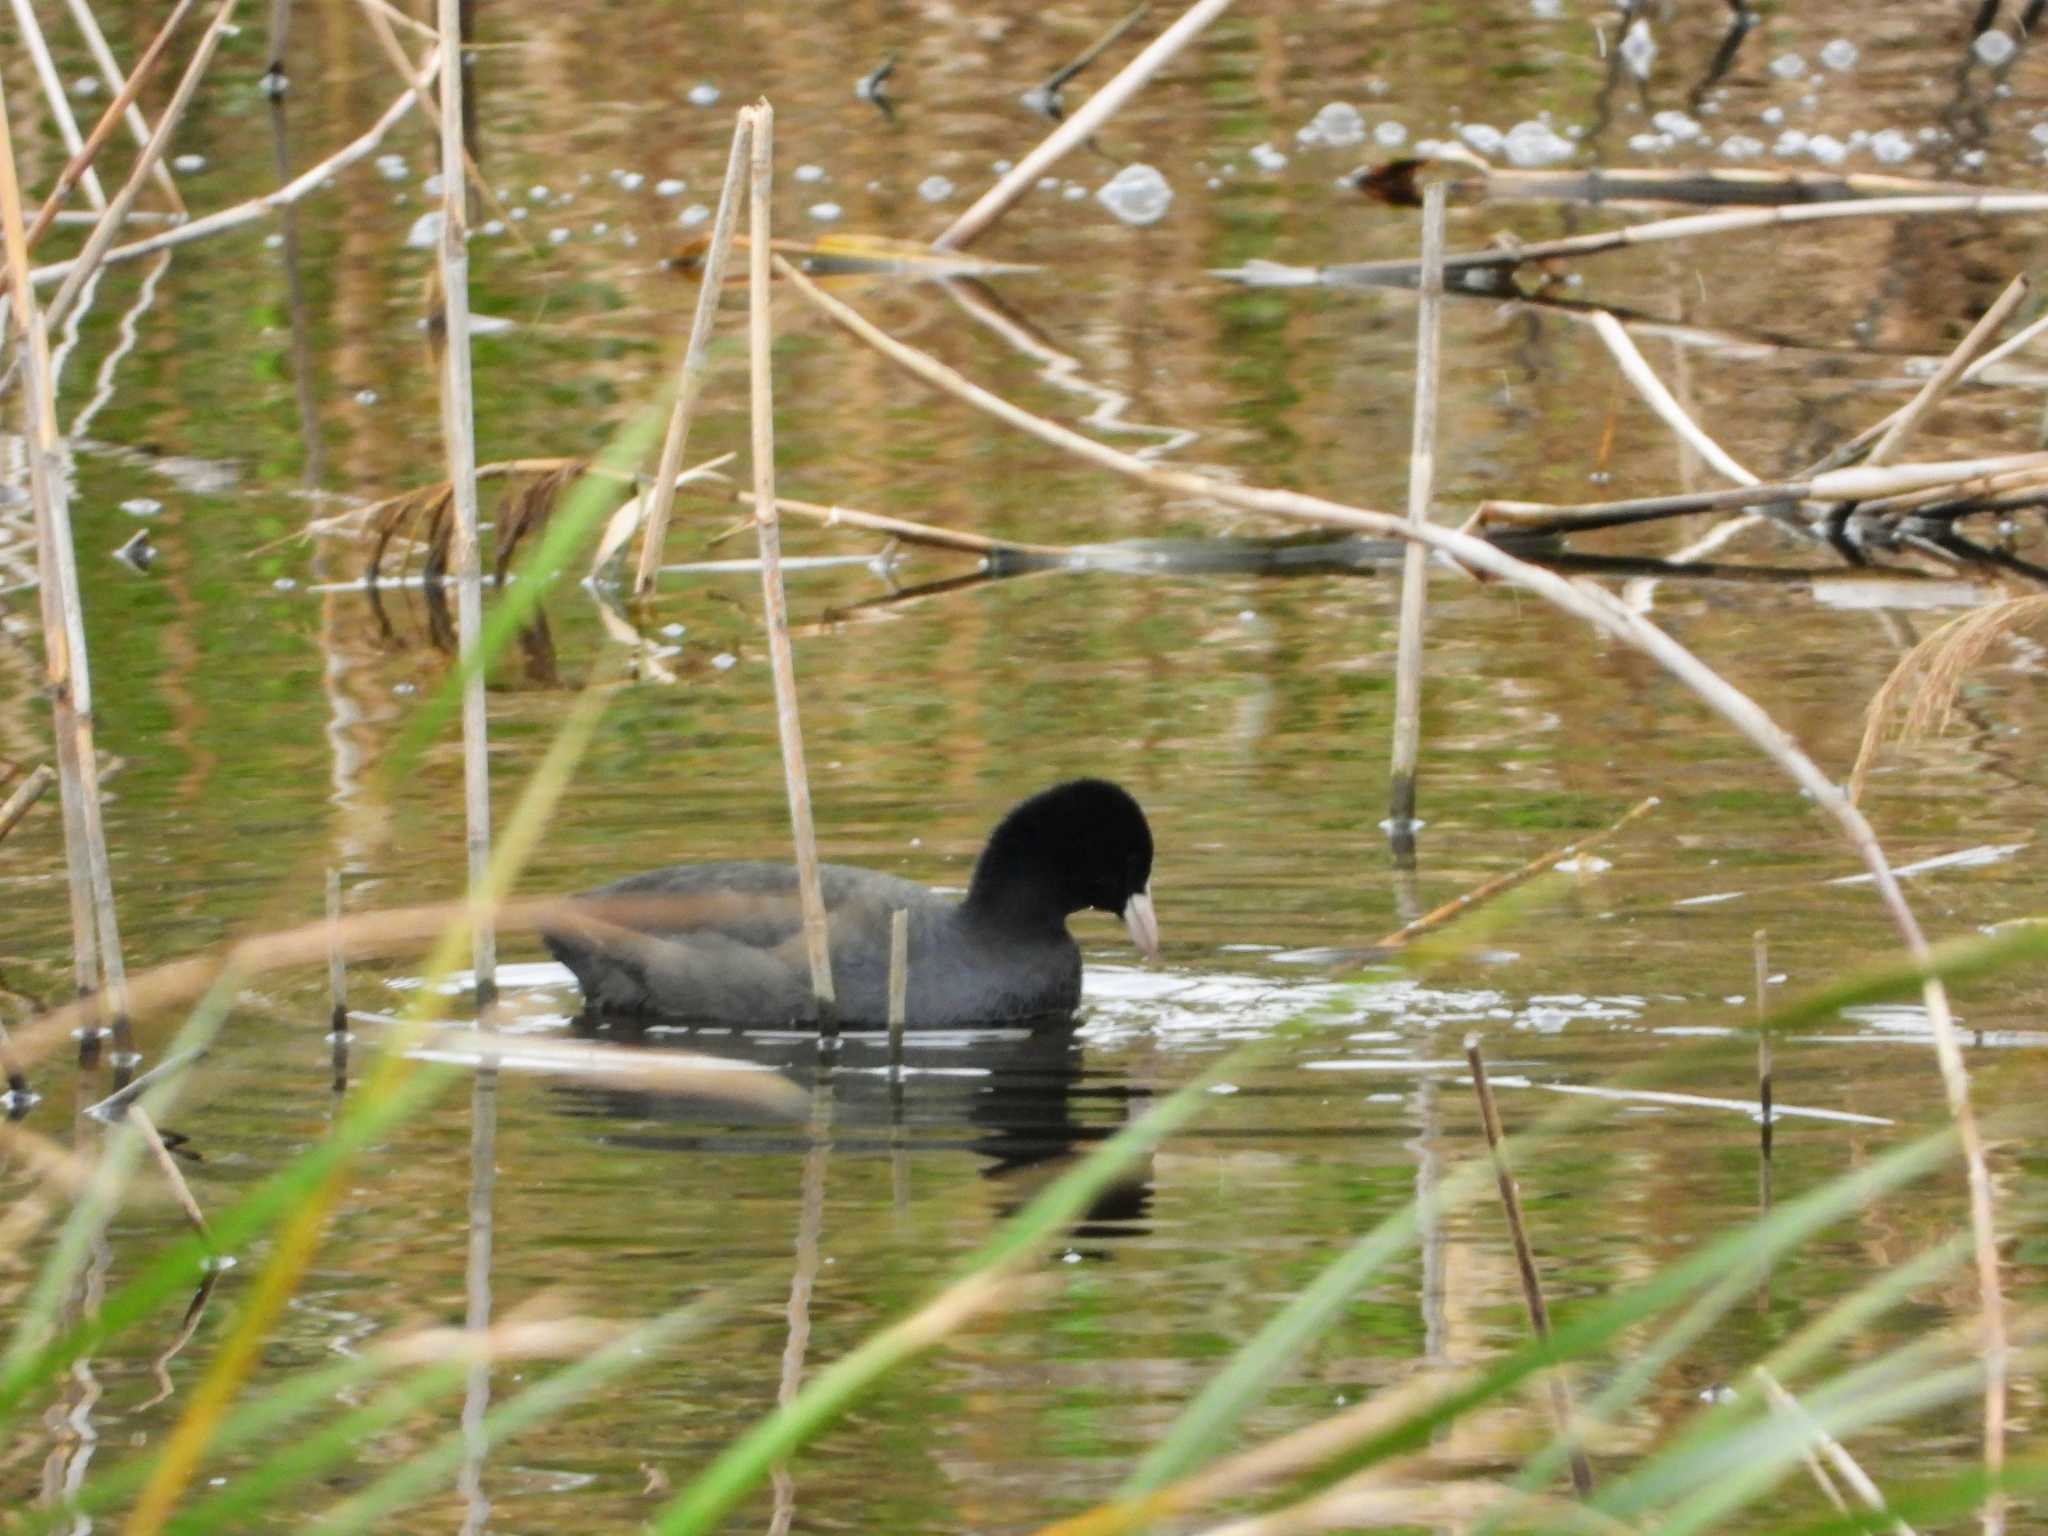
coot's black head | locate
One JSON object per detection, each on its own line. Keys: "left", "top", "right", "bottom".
{"left": 966, "top": 779, "right": 1159, "bottom": 959}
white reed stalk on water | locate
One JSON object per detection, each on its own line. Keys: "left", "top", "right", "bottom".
{"left": 1387, "top": 181, "right": 1446, "bottom": 833}
{"left": 6, "top": 0, "right": 111, "bottom": 212}
{"left": 129, "top": 1104, "right": 209, "bottom": 1239}
{"left": 734, "top": 491, "right": 1074, "bottom": 558}
{"left": 58, "top": 0, "right": 189, "bottom": 211}
{"left": 747, "top": 104, "right": 836, "bottom": 1026}
{"left": 888, "top": 908, "right": 909, "bottom": 1081}
{"left": 1864, "top": 274, "right": 2030, "bottom": 468}
{"left": 42, "top": 0, "right": 240, "bottom": 336}
{"left": 633, "top": 112, "right": 753, "bottom": 596}
{"left": 932, "top": 0, "right": 1236, "bottom": 250}
{"left": 776, "top": 260, "right": 2006, "bottom": 1502}
{"left": 1587, "top": 309, "right": 1757, "bottom": 487}
{"left": 435, "top": 0, "right": 494, "bottom": 1007}
{"left": 1756, "top": 1368, "right": 1917, "bottom": 1536}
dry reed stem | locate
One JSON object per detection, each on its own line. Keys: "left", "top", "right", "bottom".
{"left": 128, "top": 1104, "right": 209, "bottom": 1240}
{"left": 1587, "top": 309, "right": 1757, "bottom": 486}
{"left": 747, "top": 103, "right": 836, "bottom": 1025}
{"left": 1185, "top": 1476, "right": 1626, "bottom": 1536}
{"left": 774, "top": 256, "right": 2007, "bottom": 1500}
{"left": 1755, "top": 929, "right": 1773, "bottom": 1167}
{"left": 887, "top": 907, "right": 909, "bottom": 1078}
{"left": 0, "top": 0, "right": 196, "bottom": 304}
{"left": 326, "top": 867, "right": 346, "bottom": 1034}
{"left": 26, "top": 57, "right": 435, "bottom": 289}
{"left": 0, "top": 78, "right": 127, "bottom": 1031}
{"left": 43, "top": 0, "right": 240, "bottom": 336}
{"left": 735, "top": 491, "right": 1075, "bottom": 558}
{"left": 1466, "top": 1036, "right": 1594, "bottom": 1497}
{"left": 434, "top": 0, "right": 494, "bottom": 1005}
{"left": 633, "top": 113, "right": 753, "bottom": 595}
{"left": 1865, "top": 276, "right": 2031, "bottom": 468}
{"left": 1849, "top": 594, "right": 2048, "bottom": 805}
{"left": 0, "top": 762, "right": 53, "bottom": 843}
{"left": 6, "top": 0, "right": 111, "bottom": 213}
{"left": 933, "top": 0, "right": 1236, "bottom": 250}
{"left": 57, "top": 0, "right": 189, "bottom": 211}
{"left": 1371, "top": 796, "right": 1659, "bottom": 949}
{"left": 1756, "top": 1368, "right": 1916, "bottom": 1536}
{"left": 1387, "top": 181, "right": 1445, "bottom": 831}
{"left": 1323, "top": 192, "right": 2048, "bottom": 286}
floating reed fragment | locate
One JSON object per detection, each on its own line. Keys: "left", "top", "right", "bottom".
{"left": 1372, "top": 796, "right": 1659, "bottom": 950}
{"left": 1864, "top": 275, "right": 2030, "bottom": 469}
{"left": 129, "top": 1103, "right": 210, "bottom": 1241}
{"left": 1352, "top": 158, "right": 1992, "bottom": 211}
{"left": 1756, "top": 1367, "right": 1917, "bottom": 1536}
{"left": 746, "top": 103, "right": 836, "bottom": 1030}
{"left": 1387, "top": 181, "right": 1446, "bottom": 837}
{"left": 634, "top": 111, "right": 752, "bottom": 595}
{"left": 731, "top": 491, "right": 1075, "bottom": 560}
{"left": 0, "top": 762, "right": 53, "bottom": 844}
{"left": 1465, "top": 1035, "right": 1594, "bottom": 1497}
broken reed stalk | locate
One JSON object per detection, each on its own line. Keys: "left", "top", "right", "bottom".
{"left": 435, "top": 0, "right": 495, "bottom": 1008}
{"left": 1387, "top": 181, "right": 1446, "bottom": 836}
{"left": 1465, "top": 1035, "right": 1594, "bottom": 1497}
{"left": 1587, "top": 309, "right": 1757, "bottom": 487}
{"left": 1371, "top": 796, "right": 1659, "bottom": 949}
{"left": 776, "top": 260, "right": 2008, "bottom": 1501}
{"left": 0, "top": 0, "right": 195, "bottom": 303}
{"left": 1756, "top": 1368, "right": 1917, "bottom": 1536}
{"left": 0, "top": 762, "right": 54, "bottom": 844}
{"left": 887, "top": 908, "right": 908, "bottom": 1084}
{"left": 733, "top": 491, "right": 1075, "bottom": 559}
{"left": 128, "top": 1104, "right": 209, "bottom": 1241}
{"left": 632, "top": 113, "right": 752, "bottom": 596}
{"left": 43, "top": 0, "right": 240, "bottom": 337}
{"left": 0, "top": 79, "right": 129, "bottom": 1049}
{"left": 1864, "top": 274, "right": 2029, "bottom": 468}
{"left": 25, "top": 56, "right": 435, "bottom": 290}
{"left": 57, "top": 0, "right": 189, "bottom": 211}
{"left": 932, "top": 0, "right": 1236, "bottom": 250}
{"left": 747, "top": 104, "right": 836, "bottom": 1029}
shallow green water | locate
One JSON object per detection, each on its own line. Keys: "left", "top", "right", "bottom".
{"left": 4, "top": 1, "right": 2048, "bottom": 1529}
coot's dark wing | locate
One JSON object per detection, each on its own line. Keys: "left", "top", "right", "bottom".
{"left": 541, "top": 861, "right": 937, "bottom": 1022}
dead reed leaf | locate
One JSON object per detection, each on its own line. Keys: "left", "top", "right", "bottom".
{"left": 1850, "top": 595, "right": 2048, "bottom": 804}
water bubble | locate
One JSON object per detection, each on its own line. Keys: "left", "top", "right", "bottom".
{"left": 528, "top": 185, "right": 549, "bottom": 202}
{"left": 1619, "top": 18, "right": 1657, "bottom": 79}
{"left": 1961, "top": 146, "right": 1988, "bottom": 169}
{"left": 375, "top": 153, "right": 409, "bottom": 182}
{"left": 1062, "top": 183, "right": 1087, "bottom": 201}
{"left": 1807, "top": 132, "right": 1847, "bottom": 166}
{"left": 1627, "top": 131, "right": 1671, "bottom": 155}
{"left": 1037, "top": 176, "right": 1060, "bottom": 191}
{"left": 1769, "top": 52, "right": 1806, "bottom": 80}
{"left": 1373, "top": 119, "right": 1408, "bottom": 148}
{"left": 1505, "top": 120, "right": 1573, "bottom": 166}
{"left": 121, "top": 498, "right": 162, "bottom": 518}
{"left": 263, "top": 231, "right": 284, "bottom": 249}
{"left": 1718, "top": 134, "right": 1764, "bottom": 160}
{"left": 590, "top": 221, "right": 609, "bottom": 236}
{"left": 807, "top": 202, "right": 842, "bottom": 221}
{"left": 393, "top": 681, "right": 416, "bottom": 696}
{"left": 1760, "top": 105, "right": 1784, "bottom": 125}
{"left": 795, "top": 164, "right": 825, "bottom": 183}
{"left": 710, "top": 652, "right": 736, "bottom": 670}
{"left": 1095, "top": 163, "right": 1173, "bottom": 226}
{"left": 405, "top": 211, "right": 443, "bottom": 248}
{"left": 660, "top": 623, "right": 687, "bottom": 639}
{"left": 677, "top": 203, "right": 710, "bottom": 227}
{"left": 1974, "top": 30, "right": 2016, "bottom": 66}
{"left": 423, "top": 173, "right": 445, "bottom": 196}
{"left": 656, "top": 177, "right": 685, "bottom": 197}
{"left": 618, "top": 171, "right": 645, "bottom": 191}
{"left": 480, "top": 218, "right": 506, "bottom": 236}
{"left": 1305, "top": 102, "right": 1366, "bottom": 148}
{"left": 547, "top": 227, "right": 571, "bottom": 244}
{"left": 1871, "top": 128, "right": 1913, "bottom": 163}
{"left": 1249, "top": 142, "right": 1288, "bottom": 171}
{"left": 71, "top": 75, "right": 100, "bottom": 97}
{"left": 917, "top": 174, "right": 955, "bottom": 202}
{"left": 619, "top": 228, "right": 638, "bottom": 247}
{"left": 509, "top": 207, "right": 527, "bottom": 221}
{"left": 1529, "top": 0, "right": 1562, "bottom": 16}
{"left": 1651, "top": 109, "right": 1702, "bottom": 142}
{"left": 1771, "top": 128, "right": 1810, "bottom": 157}
{"left": 171, "top": 153, "right": 206, "bottom": 173}
{"left": 1457, "top": 122, "right": 1504, "bottom": 156}
{"left": 1820, "top": 38, "right": 1859, "bottom": 71}
{"left": 355, "top": 389, "right": 379, "bottom": 406}
{"left": 687, "top": 83, "right": 721, "bottom": 106}
{"left": 992, "top": 158, "right": 1013, "bottom": 173}
{"left": 2031, "top": 122, "right": 2048, "bottom": 147}
{"left": 272, "top": 577, "right": 297, "bottom": 592}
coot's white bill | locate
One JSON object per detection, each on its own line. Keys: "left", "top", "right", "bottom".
{"left": 1123, "top": 888, "right": 1160, "bottom": 961}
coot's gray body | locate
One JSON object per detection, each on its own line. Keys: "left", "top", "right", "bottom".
{"left": 540, "top": 780, "right": 1157, "bottom": 1028}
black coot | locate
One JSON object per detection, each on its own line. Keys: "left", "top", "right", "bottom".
{"left": 541, "top": 779, "right": 1158, "bottom": 1027}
